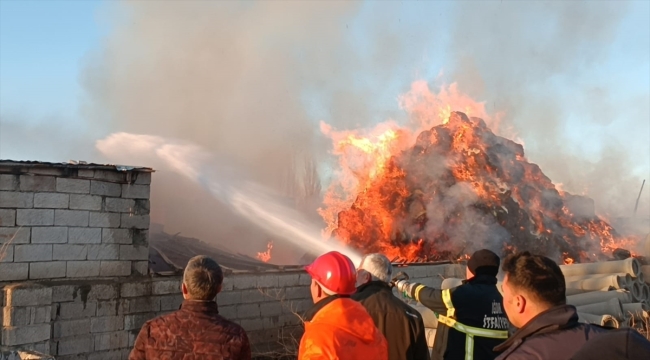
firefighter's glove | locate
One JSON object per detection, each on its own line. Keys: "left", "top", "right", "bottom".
{"left": 394, "top": 280, "right": 412, "bottom": 299}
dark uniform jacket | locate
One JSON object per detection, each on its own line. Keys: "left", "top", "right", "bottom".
{"left": 571, "top": 328, "right": 650, "bottom": 360}
{"left": 352, "top": 281, "right": 431, "bottom": 360}
{"left": 129, "top": 300, "right": 251, "bottom": 360}
{"left": 406, "top": 274, "right": 508, "bottom": 360}
{"left": 494, "top": 304, "right": 609, "bottom": 360}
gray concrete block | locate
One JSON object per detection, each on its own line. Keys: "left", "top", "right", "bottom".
{"left": 70, "top": 194, "right": 102, "bottom": 211}
{"left": 121, "top": 184, "right": 150, "bottom": 199}
{"left": 68, "top": 227, "right": 101, "bottom": 244}
{"left": 90, "top": 181, "right": 121, "bottom": 197}
{"left": 77, "top": 169, "right": 95, "bottom": 178}
{"left": 277, "top": 272, "right": 302, "bottom": 287}
{"left": 298, "top": 273, "right": 312, "bottom": 286}
{"left": 57, "top": 301, "right": 97, "bottom": 319}
{"left": 132, "top": 261, "right": 149, "bottom": 276}
{"left": 134, "top": 172, "right": 151, "bottom": 185}
{"left": 124, "top": 312, "right": 156, "bottom": 331}
{"left": 91, "top": 316, "right": 124, "bottom": 333}
{"left": 99, "top": 261, "right": 131, "bottom": 276}
{"left": 133, "top": 199, "right": 150, "bottom": 215}
{"left": 119, "top": 214, "right": 149, "bottom": 229}
{"left": 240, "top": 289, "right": 267, "bottom": 304}
{"left": 4, "top": 283, "right": 52, "bottom": 306}
{"left": 16, "top": 209, "right": 54, "bottom": 226}
{"left": 0, "top": 209, "right": 16, "bottom": 226}
{"left": 236, "top": 303, "right": 261, "bottom": 319}
{"left": 240, "top": 318, "right": 264, "bottom": 331}
{"left": 89, "top": 212, "right": 120, "bottom": 227}
{"left": 260, "top": 302, "right": 283, "bottom": 317}
{"left": 101, "top": 228, "right": 132, "bottom": 244}
{"left": 152, "top": 279, "right": 181, "bottom": 295}
{"left": 119, "top": 245, "right": 148, "bottom": 260}
{"left": 284, "top": 286, "right": 310, "bottom": 300}
{"left": 31, "top": 226, "right": 68, "bottom": 243}
{"left": 87, "top": 283, "right": 119, "bottom": 301}
{"left": 67, "top": 261, "right": 101, "bottom": 277}
{"left": 0, "top": 227, "right": 30, "bottom": 244}
{"left": 132, "top": 229, "right": 148, "bottom": 245}
{"left": 2, "top": 305, "right": 52, "bottom": 326}
{"left": 87, "top": 244, "right": 120, "bottom": 260}
{"left": 53, "top": 318, "right": 91, "bottom": 338}
{"left": 14, "top": 244, "right": 53, "bottom": 262}
{"left": 0, "top": 174, "right": 18, "bottom": 190}
{"left": 52, "top": 284, "right": 77, "bottom": 302}
{"left": 0, "top": 191, "right": 34, "bottom": 208}
{"left": 34, "top": 192, "right": 70, "bottom": 208}
{"left": 1, "top": 324, "right": 51, "bottom": 346}
{"left": 257, "top": 274, "right": 280, "bottom": 288}
{"left": 120, "top": 281, "right": 151, "bottom": 298}
{"left": 55, "top": 335, "right": 92, "bottom": 355}
{"left": 104, "top": 198, "right": 134, "bottom": 213}
{"left": 0, "top": 263, "right": 29, "bottom": 281}
{"left": 219, "top": 305, "right": 236, "bottom": 319}
{"left": 19, "top": 175, "right": 56, "bottom": 192}
{"left": 53, "top": 244, "right": 87, "bottom": 260}
{"left": 232, "top": 275, "right": 258, "bottom": 290}
{"left": 126, "top": 297, "right": 160, "bottom": 314}
{"left": 89, "top": 350, "right": 122, "bottom": 360}
{"left": 56, "top": 178, "right": 90, "bottom": 194}
{"left": 93, "top": 170, "right": 126, "bottom": 183}
{"left": 158, "top": 295, "right": 183, "bottom": 311}
{"left": 93, "top": 331, "right": 128, "bottom": 351}
{"left": 29, "top": 261, "right": 67, "bottom": 279}
{"left": 1, "top": 244, "right": 13, "bottom": 262}
{"left": 55, "top": 210, "right": 89, "bottom": 227}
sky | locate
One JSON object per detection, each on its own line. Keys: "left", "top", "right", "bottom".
{"left": 0, "top": 0, "right": 649, "bottom": 247}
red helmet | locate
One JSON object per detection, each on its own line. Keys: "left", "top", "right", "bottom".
{"left": 305, "top": 251, "right": 357, "bottom": 295}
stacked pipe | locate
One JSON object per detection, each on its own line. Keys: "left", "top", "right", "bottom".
{"left": 561, "top": 257, "right": 650, "bottom": 328}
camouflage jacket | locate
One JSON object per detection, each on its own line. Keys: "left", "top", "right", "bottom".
{"left": 129, "top": 300, "right": 251, "bottom": 360}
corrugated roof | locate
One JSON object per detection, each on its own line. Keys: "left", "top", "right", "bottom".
{"left": 0, "top": 159, "right": 153, "bottom": 172}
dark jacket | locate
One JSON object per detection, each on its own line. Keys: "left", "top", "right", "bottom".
{"left": 129, "top": 300, "right": 251, "bottom": 360}
{"left": 352, "top": 281, "right": 430, "bottom": 360}
{"left": 406, "top": 274, "right": 508, "bottom": 360}
{"left": 494, "top": 304, "right": 609, "bottom": 360}
{"left": 571, "top": 328, "right": 650, "bottom": 360}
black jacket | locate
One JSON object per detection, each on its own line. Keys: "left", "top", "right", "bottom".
{"left": 494, "top": 304, "right": 610, "bottom": 360}
{"left": 407, "top": 274, "right": 508, "bottom": 360}
{"left": 352, "top": 281, "right": 430, "bottom": 360}
{"left": 571, "top": 328, "right": 650, "bottom": 360}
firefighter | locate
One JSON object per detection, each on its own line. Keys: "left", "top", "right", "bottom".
{"left": 395, "top": 249, "right": 509, "bottom": 360}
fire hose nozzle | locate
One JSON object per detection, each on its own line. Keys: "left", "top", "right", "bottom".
{"left": 390, "top": 271, "right": 410, "bottom": 288}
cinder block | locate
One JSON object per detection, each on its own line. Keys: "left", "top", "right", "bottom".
{"left": 232, "top": 275, "right": 258, "bottom": 290}
{"left": 55, "top": 335, "right": 92, "bottom": 356}
{"left": 257, "top": 274, "right": 280, "bottom": 288}
{"left": 57, "top": 301, "right": 97, "bottom": 319}
{"left": 19, "top": 175, "right": 56, "bottom": 192}
{"left": 134, "top": 172, "right": 151, "bottom": 185}
{"left": 30, "top": 261, "right": 67, "bottom": 279}
{"left": 2, "top": 305, "right": 52, "bottom": 326}
{"left": 93, "top": 331, "right": 128, "bottom": 351}
{"left": 239, "top": 318, "right": 264, "bottom": 331}
{"left": 87, "top": 244, "right": 120, "bottom": 260}
{"left": 89, "top": 350, "right": 122, "bottom": 360}
{"left": 126, "top": 297, "right": 160, "bottom": 314}
{"left": 133, "top": 199, "right": 150, "bottom": 215}
{"left": 0, "top": 209, "right": 16, "bottom": 226}
{"left": 89, "top": 212, "right": 120, "bottom": 227}
{"left": 152, "top": 279, "right": 181, "bottom": 295}
{"left": 298, "top": 273, "right": 312, "bottom": 286}
{"left": 0, "top": 244, "right": 13, "bottom": 262}
{"left": 124, "top": 312, "right": 156, "bottom": 330}
{"left": 52, "top": 284, "right": 77, "bottom": 302}
{"left": 77, "top": 169, "right": 95, "bottom": 178}
{"left": 159, "top": 295, "right": 183, "bottom": 311}
{"left": 91, "top": 316, "right": 124, "bottom": 333}
{"left": 93, "top": 170, "right": 125, "bottom": 183}
{"left": 68, "top": 227, "right": 101, "bottom": 244}
{"left": 0, "top": 227, "right": 30, "bottom": 244}
{"left": 53, "top": 244, "right": 87, "bottom": 260}
{"left": 4, "top": 283, "right": 52, "bottom": 306}
{"left": 56, "top": 178, "right": 90, "bottom": 194}
{"left": 16, "top": 209, "right": 54, "bottom": 226}
{"left": 260, "top": 302, "right": 283, "bottom": 317}
{"left": 1, "top": 324, "right": 51, "bottom": 346}
{"left": 119, "top": 245, "right": 148, "bottom": 260}
{"left": 87, "top": 283, "right": 119, "bottom": 301}
{"left": 31, "top": 226, "right": 68, "bottom": 243}
{"left": 21, "top": 340, "right": 53, "bottom": 356}
{"left": 0, "top": 191, "right": 34, "bottom": 208}
{"left": 67, "top": 261, "right": 101, "bottom": 277}
{"left": 284, "top": 286, "right": 310, "bottom": 300}
{"left": 104, "top": 198, "right": 134, "bottom": 213}
{"left": 132, "top": 229, "right": 148, "bottom": 245}
{"left": 96, "top": 300, "right": 128, "bottom": 317}
{"left": 55, "top": 210, "right": 89, "bottom": 227}
{"left": 132, "top": 261, "right": 149, "bottom": 276}
{"left": 90, "top": 181, "right": 121, "bottom": 197}
{"left": 236, "top": 303, "right": 261, "bottom": 319}
{"left": 121, "top": 184, "right": 150, "bottom": 199}
{"left": 101, "top": 228, "right": 132, "bottom": 244}
{"left": 34, "top": 192, "right": 70, "bottom": 208}
{"left": 70, "top": 194, "right": 102, "bottom": 211}
{"left": 99, "top": 261, "right": 131, "bottom": 276}
{"left": 219, "top": 305, "right": 236, "bottom": 319}
{"left": 240, "top": 289, "right": 267, "bottom": 304}
{"left": 53, "top": 318, "right": 91, "bottom": 338}
{"left": 0, "top": 174, "right": 18, "bottom": 190}
{"left": 120, "top": 282, "right": 151, "bottom": 298}
{"left": 14, "top": 244, "right": 53, "bottom": 262}
{"left": 120, "top": 214, "right": 149, "bottom": 229}
{"left": 0, "top": 263, "right": 29, "bottom": 281}
{"left": 278, "top": 272, "right": 302, "bottom": 287}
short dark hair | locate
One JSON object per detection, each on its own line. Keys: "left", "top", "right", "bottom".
{"left": 502, "top": 251, "right": 566, "bottom": 306}
{"left": 183, "top": 255, "right": 224, "bottom": 301}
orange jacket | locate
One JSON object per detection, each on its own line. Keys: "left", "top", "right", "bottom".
{"left": 299, "top": 297, "right": 388, "bottom": 360}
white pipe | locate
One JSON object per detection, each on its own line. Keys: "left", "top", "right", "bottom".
{"left": 565, "top": 274, "right": 630, "bottom": 291}
{"left": 560, "top": 258, "right": 640, "bottom": 278}
{"left": 577, "top": 312, "right": 619, "bottom": 328}
{"left": 575, "top": 298, "right": 624, "bottom": 320}
{"left": 631, "top": 282, "right": 644, "bottom": 302}
{"left": 566, "top": 290, "right": 632, "bottom": 307}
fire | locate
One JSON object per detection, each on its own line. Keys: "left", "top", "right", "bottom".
{"left": 318, "top": 82, "right": 637, "bottom": 263}
{"left": 256, "top": 241, "right": 273, "bottom": 263}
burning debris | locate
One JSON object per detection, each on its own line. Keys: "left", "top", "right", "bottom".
{"left": 322, "top": 111, "right": 636, "bottom": 263}
{"left": 257, "top": 241, "right": 274, "bottom": 263}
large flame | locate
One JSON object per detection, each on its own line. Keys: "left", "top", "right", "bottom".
{"left": 256, "top": 241, "right": 273, "bottom": 263}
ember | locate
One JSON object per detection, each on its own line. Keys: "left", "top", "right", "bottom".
{"left": 320, "top": 110, "right": 636, "bottom": 263}
{"left": 257, "top": 241, "right": 273, "bottom": 263}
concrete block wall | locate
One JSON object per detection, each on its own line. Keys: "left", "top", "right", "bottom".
{"left": 0, "top": 164, "right": 152, "bottom": 281}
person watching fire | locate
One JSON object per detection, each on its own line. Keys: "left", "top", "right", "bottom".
{"left": 299, "top": 251, "right": 388, "bottom": 360}
{"left": 129, "top": 255, "right": 251, "bottom": 360}
{"left": 353, "top": 253, "right": 430, "bottom": 360}
{"left": 395, "top": 249, "right": 509, "bottom": 360}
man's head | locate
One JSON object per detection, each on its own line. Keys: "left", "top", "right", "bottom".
{"left": 466, "top": 249, "right": 500, "bottom": 279}
{"left": 501, "top": 251, "right": 566, "bottom": 328}
{"left": 182, "top": 255, "right": 224, "bottom": 301}
{"left": 356, "top": 253, "right": 393, "bottom": 287}
{"left": 305, "top": 251, "right": 357, "bottom": 303}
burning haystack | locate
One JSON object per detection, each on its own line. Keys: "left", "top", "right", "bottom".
{"left": 323, "top": 111, "right": 634, "bottom": 263}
